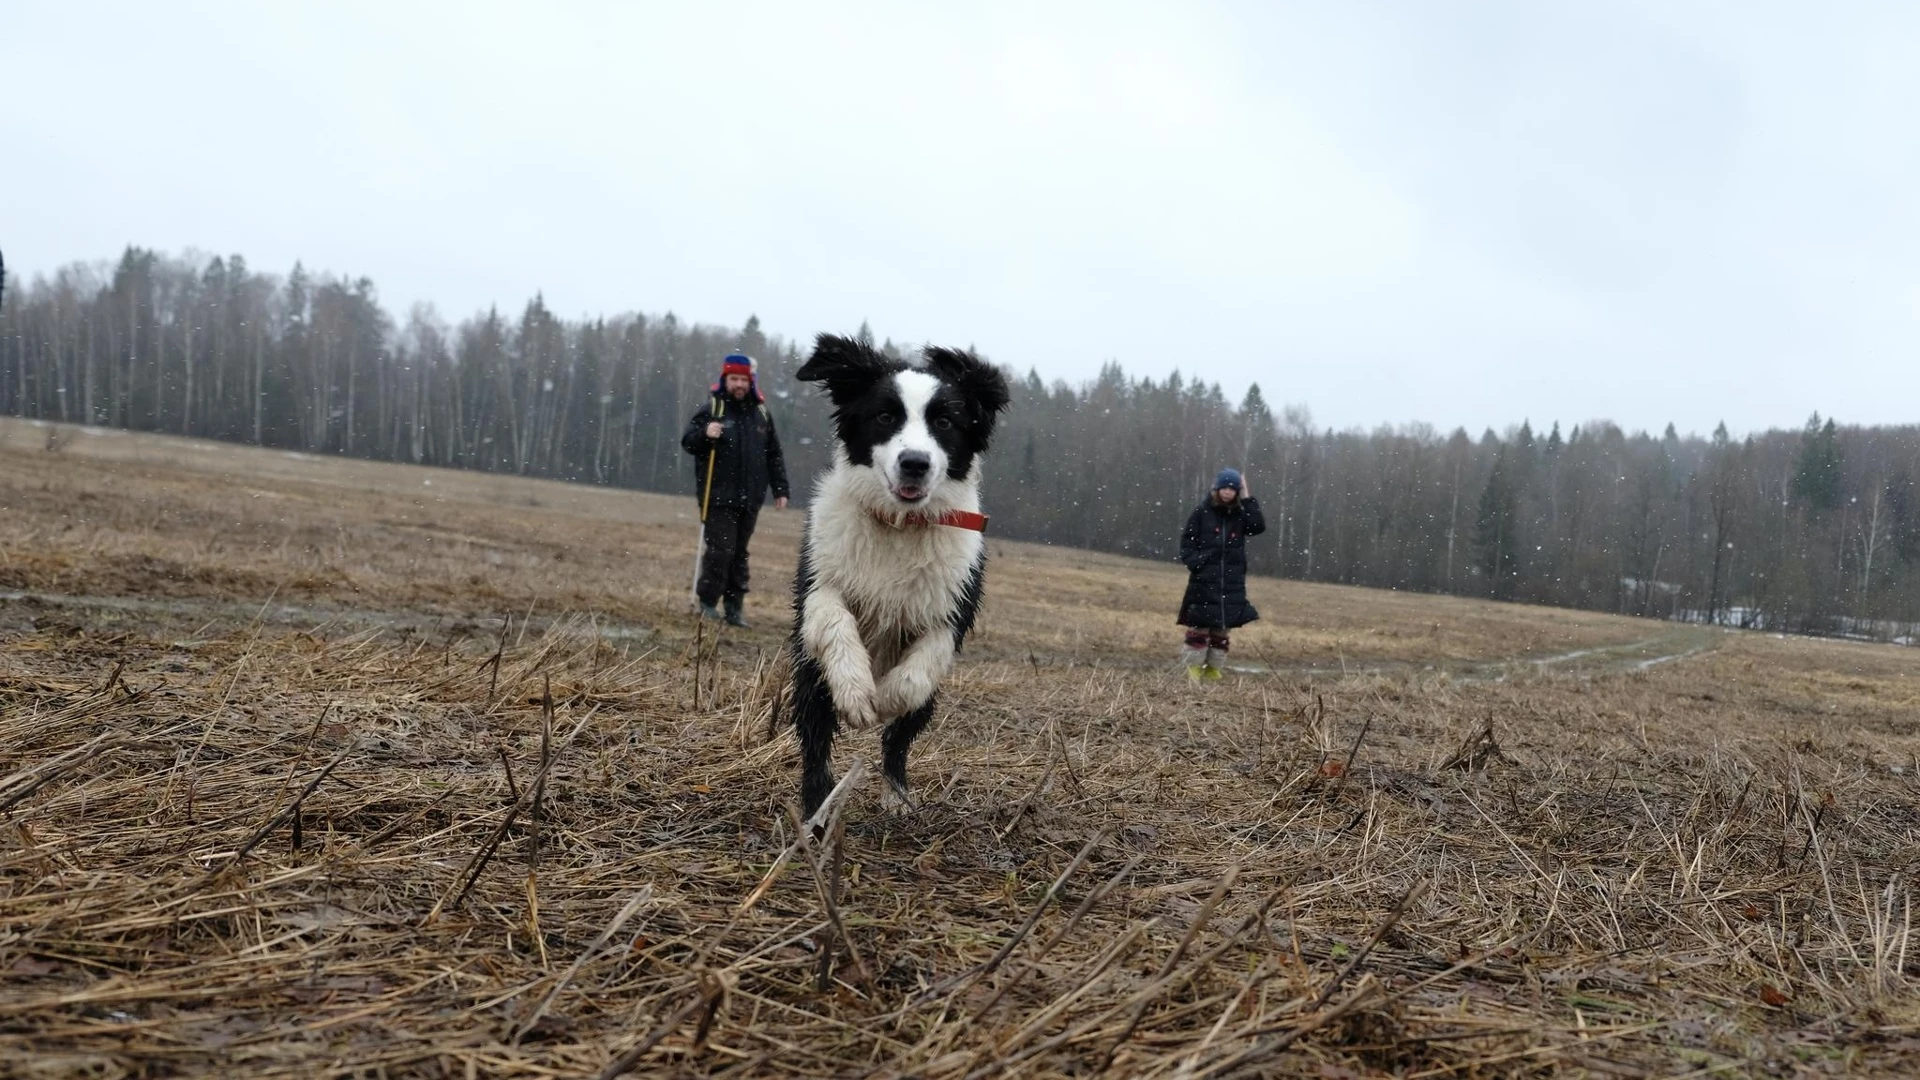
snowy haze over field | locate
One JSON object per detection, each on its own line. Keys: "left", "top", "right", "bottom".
{"left": 5, "top": 1, "right": 1918, "bottom": 437}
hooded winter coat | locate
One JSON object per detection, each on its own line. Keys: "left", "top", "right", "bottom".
{"left": 1177, "top": 494, "right": 1266, "bottom": 629}
{"left": 682, "top": 393, "right": 790, "bottom": 511}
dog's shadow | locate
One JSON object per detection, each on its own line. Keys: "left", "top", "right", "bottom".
{"left": 834, "top": 795, "right": 1045, "bottom": 882}
{"left": 843, "top": 797, "right": 972, "bottom": 842}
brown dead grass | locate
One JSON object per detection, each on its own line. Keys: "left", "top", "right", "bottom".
{"left": 0, "top": 419, "right": 1658, "bottom": 670}
{"left": 2, "top": 418, "right": 1918, "bottom": 1078}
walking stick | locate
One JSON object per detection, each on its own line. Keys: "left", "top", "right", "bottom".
{"left": 690, "top": 396, "right": 725, "bottom": 610}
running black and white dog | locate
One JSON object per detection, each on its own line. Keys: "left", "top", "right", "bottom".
{"left": 788, "top": 334, "right": 1012, "bottom": 819}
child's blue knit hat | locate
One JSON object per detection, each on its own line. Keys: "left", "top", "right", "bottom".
{"left": 1214, "top": 468, "right": 1243, "bottom": 492}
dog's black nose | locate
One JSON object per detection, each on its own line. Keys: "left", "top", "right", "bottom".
{"left": 898, "top": 451, "right": 931, "bottom": 478}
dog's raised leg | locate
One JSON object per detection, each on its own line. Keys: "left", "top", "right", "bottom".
{"left": 871, "top": 630, "right": 954, "bottom": 723}
{"left": 880, "top": 696, "right": 937, "bottom": 814}
{"left": 800, "top": 582, "right": 877, "bottom": 730}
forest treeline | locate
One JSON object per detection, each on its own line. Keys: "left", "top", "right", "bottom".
{"left": 3, "top": 247, "right": 1917, "bottom": 642}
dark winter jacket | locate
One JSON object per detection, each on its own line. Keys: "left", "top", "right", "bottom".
{"left": 682, "top": 394, "right": 790, "bottom": 512}
{"left": 1177, "top": 496, "right": 1266, "bottom": 629}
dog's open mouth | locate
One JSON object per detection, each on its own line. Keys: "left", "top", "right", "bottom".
{"left": 891, "top": 483, "right": 928, "bottom": 503}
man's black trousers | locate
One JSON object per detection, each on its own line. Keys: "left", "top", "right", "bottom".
{"left": 696, "top": 505, "right": 760, "bottom": 608}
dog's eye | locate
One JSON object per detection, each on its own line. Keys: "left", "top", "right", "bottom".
{"left": 934, "top": 416, "right": 953, "bottom": 431}
{"left": 877, "top": 412, "right": 897, "bottom": 426}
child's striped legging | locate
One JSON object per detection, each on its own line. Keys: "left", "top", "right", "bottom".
{"left": 1181, "top": 627, "right": 1229, "bottom": 670}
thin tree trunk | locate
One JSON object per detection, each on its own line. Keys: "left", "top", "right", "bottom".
{"left": 251, "top": 319, "right": 265, "bottom": 445}
{"left": 345, "top": 340, "right": 357, "bottom": 455}
{"left": 181, "top": 305, "right": 195, "bottom": 435}
{"left": 82, "top": 307, "right": 96, "bottom": 423}
{"left": 1446, "top": 457, "right": 1461, "bottom": 591}
{"left": 1860, "top": 485, "right": 1883, "bottom": 610}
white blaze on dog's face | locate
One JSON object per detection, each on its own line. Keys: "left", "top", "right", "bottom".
{"left": 873, "top": 371, "right": 947, "bottom": 505}
{"left": 797, "top": 336, "right": 1012, "bottom": 511}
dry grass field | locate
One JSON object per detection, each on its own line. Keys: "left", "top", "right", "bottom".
{"left": 2, "top": 417, "right": 1917, "bottom": 1078}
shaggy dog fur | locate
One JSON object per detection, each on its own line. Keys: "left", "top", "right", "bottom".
{"left": 786, "top": 334, "right": 1012, "bottom": 818}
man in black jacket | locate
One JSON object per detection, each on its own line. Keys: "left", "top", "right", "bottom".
{"left": 683, "top": 353, "right": 790, "bottom": 627}
{"left": 1177, "top": 468, "right": 1265, "bottom": 679}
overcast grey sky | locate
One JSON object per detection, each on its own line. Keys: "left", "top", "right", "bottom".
{"left": 5, "top": 1, "right": 1916, "bottom": 437}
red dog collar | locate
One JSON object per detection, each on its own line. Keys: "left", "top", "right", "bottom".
{"left": 935, "top": 509, "right": 989, "bottom": 532}
{"left": 870, "top": 508, "right": 990, "bottom": 532}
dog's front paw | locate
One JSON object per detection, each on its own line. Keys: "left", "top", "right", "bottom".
{"left": 831, "top": 677, "right": 880, "bottom": 732}
{"left": 872, "top": 667, "right": 934, "bottom": 721}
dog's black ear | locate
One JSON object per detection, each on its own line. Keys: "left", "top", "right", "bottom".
{"left": 923, "top": 346, "right": 1012, "bottom": 420}
{"left": 798, "top": 333, "right": 902, "bottom": 393}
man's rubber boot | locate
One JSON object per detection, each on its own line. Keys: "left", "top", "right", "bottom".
{"left": 724, "top": 598, "right": 750, "bottom": 629}
{"left": 698, "top": 601, "right": 724, "bottom": 622}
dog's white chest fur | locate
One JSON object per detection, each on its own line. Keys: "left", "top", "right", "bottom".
{"left": 804, "top": 468, "right": 981, "bottom": 673}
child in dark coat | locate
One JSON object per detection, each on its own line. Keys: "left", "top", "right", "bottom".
{"left": 1177, "top": 468, "right": 1265, "bottom": 679}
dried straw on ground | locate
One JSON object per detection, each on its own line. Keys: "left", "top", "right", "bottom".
{"left": 2, "top": 423, "right": 1919, "bottom": 1077}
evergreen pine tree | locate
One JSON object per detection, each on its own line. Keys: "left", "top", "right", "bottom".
{"left": 1791, "top": 413, "right": 1843, "bottom": 511}
{"left": 1475, "top": 446, "right": 1520, "bottom": 599}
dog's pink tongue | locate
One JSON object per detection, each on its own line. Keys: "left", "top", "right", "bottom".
{"left": 897, "top": 485, "right": 925, "bottom": 501}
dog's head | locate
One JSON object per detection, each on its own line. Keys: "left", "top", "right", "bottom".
{"left": 798, "top": 334, "right": 1012, "bottom": 510}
